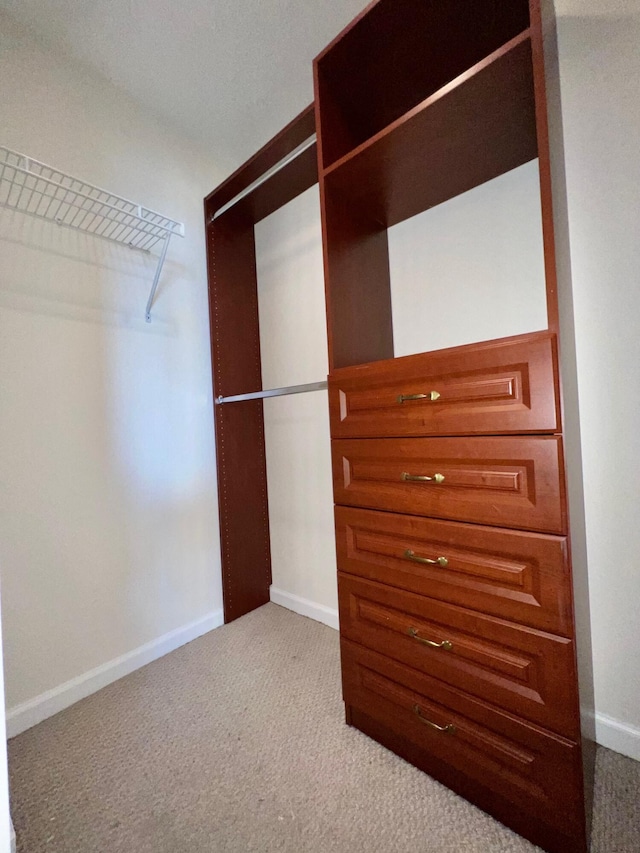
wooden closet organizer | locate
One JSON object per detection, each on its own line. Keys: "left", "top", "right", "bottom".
{"left": 205, "top": 2, "right": 594, "bottom": 851}
{"left": 204, "top": 105, "right": 318, "bottom": 623}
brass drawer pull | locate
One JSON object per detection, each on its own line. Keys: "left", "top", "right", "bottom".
{"left": 408, "top": 627, "right": 453, "bottom": 650}
{"left": 404, "top": 549, "right": 448, "bottom": 567}
{"left": 397, "top": 391, "right": 440, "bottom": 403}
{"left": 413, "top": 704, "right": 456, "bottom": 733}
{"left": 401, "top": 472, "right": 445, "bottom": 484}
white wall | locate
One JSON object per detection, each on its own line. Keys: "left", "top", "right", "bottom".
{"left": 553, "top": 0, "right": 640, "bottom": 759}
{"left": 255, "top": 186, "right": 338, "bottom": 626}
{"left": 0, "top": 12, "right": 223, "bottom": 734}
{"left": 388, "top": 160, "right": 548, "bottom": 355}
{"left": 0, "top": 592, "right": 11, "bottom": 853}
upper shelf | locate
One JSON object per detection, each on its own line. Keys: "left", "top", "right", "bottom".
{"left": 314, "top": 0, "right": 531, "bottom": 169}
{"left": 322, "top": 31, "right": 538, "bottom": 228}
{"left": 0, "top": 146, "right": 184, "bottom": 321}
{"left": 0, "top": 146, "right": 184, "bottom": 249}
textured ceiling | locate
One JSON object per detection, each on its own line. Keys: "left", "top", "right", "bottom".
{"left": 0, "top": 0, "right": 369, "bottom": 174}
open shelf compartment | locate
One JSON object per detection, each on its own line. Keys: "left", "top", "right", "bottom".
{"left": 314, "top": 0, "right": 531, "bottom": 169}
{"left": 315, "top": 2, "right": 542, "bottom": 372}
{"left": 323, "top": 31, "right": 537, "bottom": 227}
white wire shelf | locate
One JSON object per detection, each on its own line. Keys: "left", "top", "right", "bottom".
{"left": 0, "top": 145, "right": 185, "bottom": 321}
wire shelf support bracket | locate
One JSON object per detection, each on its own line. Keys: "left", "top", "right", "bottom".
{"left": 0, "top": 146, "right": 184, "bottom": 322}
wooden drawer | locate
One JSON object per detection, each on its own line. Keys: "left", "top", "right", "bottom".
{"left": 339, "top": 573, "right": 580, "bottom": 738}
{"left": 335, "top": 507, "right": 573, "bottom": 636}
{"left": 341, "top": 639, "right": 584, "bottom": 835}
{"left": 329, "top": 332, "right": 560, "bottom": 439}
{"left": 332, "top": 435, "right": 566, "bottom": 534}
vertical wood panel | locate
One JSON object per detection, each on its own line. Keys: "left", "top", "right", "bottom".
{"left": 204, "top": 105, "right": 318, "bottom": 624}
{"left": 215, "top": 402, "right": 272, "bottom": 622}
{"left": 530, "top": 0, "right": 596, "bottom": 828}
{"left": 529, "top": 0, "right": 560, "bottom": 336}
{"left": 207, "top": 208, "right": 272, "bottom": 622}
{"left": 320, "top": 184, "right": 394, "bottom": 371}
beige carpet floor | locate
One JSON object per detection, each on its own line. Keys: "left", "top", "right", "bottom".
{"left": 8, "top": 603, "right": 640, "bottom": 852}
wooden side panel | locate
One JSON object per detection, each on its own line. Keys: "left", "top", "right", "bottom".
{"left": 530, "top": 0, "right": 595, "bottom": 834}
{"left": 207, "top": 208, "right": 271, "bottom": 622}
{"left": 208, "top": 208, "right": 262, "bottom": 397}
{"left": 335, "top": 506, "right": 572, "bottom": 635}
{"left": 320, "top": 183, "right": 394, "bottom": 371}
{"left": 215, "top": 401, "right": 272, "bottom": 622}
{"left": 339, "top": 574, "right": 580, "bottom": 738}
{"left": 204, "top": 107, "right": 319, "bottom": 624}
{"left": 341, "top": 640, "right": 585, "bottom": 837}
{"left": 329, "top": 331, "right": 560, "bottom": 438}
{"left": 529, "top": 0, "right": 561, "bottom": 335}
{"left": 332, "top": 436, "right": 566, "bottom": 534}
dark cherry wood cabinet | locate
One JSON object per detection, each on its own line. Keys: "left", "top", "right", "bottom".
{"left": 313, "top": 2, "right": 593, "bottom": 852}
{"left": 204, "top": 2, "right": 592, "bottom": 851}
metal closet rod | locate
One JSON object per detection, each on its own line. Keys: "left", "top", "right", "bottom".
{"left": 216, "top": 380, "right": 327, "bottom": 405}
{"left": 210, "top": 134, "right": 317, "bottom": 221}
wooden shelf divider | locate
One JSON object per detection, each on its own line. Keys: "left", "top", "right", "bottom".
{"left": 323, "top": 31, "right": 537, "bottom": 228}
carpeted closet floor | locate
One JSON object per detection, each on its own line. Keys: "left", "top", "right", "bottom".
{"left": 8, "top": 603, "right": 640, "bottom": 852}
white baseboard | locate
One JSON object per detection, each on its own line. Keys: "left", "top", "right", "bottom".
{"left": 6, "top": 609, "right": 224, "bottom": 739}
{"left": 590, "top": 711, "right": 640, "bottom": 762}
{"left": 270, "top": 586, "right": 339, "bottom": 631}
{"left": 10, "top": 818, "right": 15, "bottom": 853}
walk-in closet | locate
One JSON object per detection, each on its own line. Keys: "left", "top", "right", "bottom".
{"left": 1, "top": 2, "right": 640, "bottom": 852}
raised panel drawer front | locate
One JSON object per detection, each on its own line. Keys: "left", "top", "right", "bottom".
{"left": 329, "top": 332, "right": 560, "bottom": 438}
{"left": 341, "top": 640, "right": 584, "bottom": 834}
{"left": 332, "top": 436, "right": 566, "bottom": 534}
{"left": 339, "top": 573, "right": 580, "bottom": 738}
{"left": 334, "top": 507, "right": 573, "bottom": 636}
